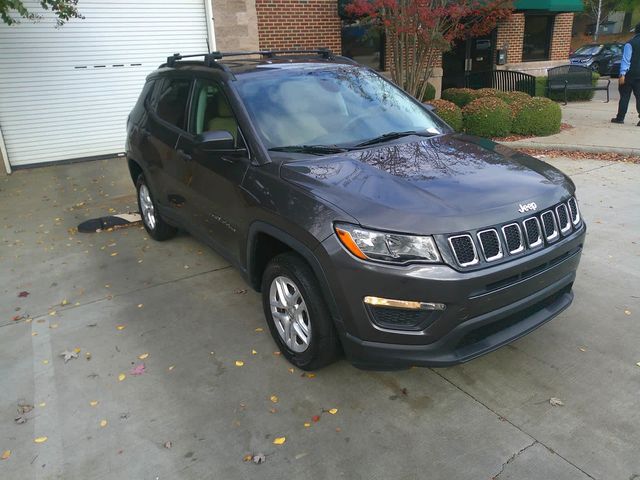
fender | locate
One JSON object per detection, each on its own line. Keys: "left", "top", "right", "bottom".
{"left": 247, "top": 221, "right": 343, "bottom": 327}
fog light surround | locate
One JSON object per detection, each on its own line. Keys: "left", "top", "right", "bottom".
{"left": 364, "top": 296, "right": 446, "bottom": 311}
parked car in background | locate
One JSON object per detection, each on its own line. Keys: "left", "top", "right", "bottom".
{"left": 126, "top": 50, "right": 586, "bottom": 370}
{"left": 569, "top": 43, "right": 623, "bottom": 75}
{"left": 608, "top": 57, "right": 622, "bottom": 78}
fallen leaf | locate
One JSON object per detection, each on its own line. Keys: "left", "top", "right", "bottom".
{"left": 85, "top": 352, "right": 92, "bottom": 360}
{"left": 42, "top": 360, "right": 49, "bottom": 365}
{"left": 624, "top": 309, "right": 631, "bottom": 316}
{"left": 90, "top": 400, "right": 99, "bottom": 407}
{"left": 328, "top": 408, "right": 338, "bottom": 415}
{"left": 130, "top": 364, "right": 146, "bottom": 375}
{"left": 18, "top": 291, "right": 29, "bottom": 298}
{"left": 304, "top": 422, "right": 311, "bottom": 428}
{"left": 235, "top": 360, "right": 244, "bottom": 367}
{"left": 273, "top": 351, "right": 281, "bottom": 356}
{"left": 1, "top": 450, "right": 10, "bottom": 460}
{"left": 118, "top": 373, "right": 126, "bottom": 382}
{"left": 168, "top": 365, "right": 175, "bottom": 371}
{"left": 110, "top": 252, "right": 118, "bottom": 257}
{"left": 18, "top": 403, "right": 33, "bottom": 414}
{"left": 73, "top": 347, "right": 81, "bottom": 354}
{"left": 302, "top": 372, "right": 316, "bottom": 378}
{"left": 312, "top": 415, "right": 320, "bottom": 423}
{"left": 100, "top": 419, "right": 108, "bottom": 427}
{"left": 38, "top": 402, "right": 46, "bottom": 407}
{"left": 49, "top": 311, "right": 56, "bottom": 316}
{"left": 34, "top": 436, "right": 48, "bottom": 444}
{"left": 252, "top": 453, "right": 266, "bottom": 464}
{"left": 234, "top": 288, "right": 247, "bottom": 295}
{"left": 578, "top": 346, "right": 587, "bottom": 352}
{"left": 549, "top": 397, "right": 564, "bottom": 407}
{"left": 243, "top": 454, "right": 252, "bottom": 462}
{"left": 272, "top": 437, "right": 286, "bottom": 445}
{"left": 636, "top": 362, "right": 640, "bottom": 367}
{"left": 251, "top": 349, "right": 257, "bottom": 355}
{"left": 12, "top": 314, "right": 24, "bottom": 322}
{"left": 49, "top": 323, "right": 58, "bottom": 329}
{"left": 269, "top": 408, "right": 277, "bottom": 414}
{"left": 288, "top": 368, "right": 294, "bottom": 374}
{"left": 335, "top": 427, "right": 342, "bottom": 433}
{"left": 137, "top": 304, "right": 144, "bottom": 309}
{"left": 270, "top": 395, "right": 279, "bottom": 403}
{"left": 255, "top": 327, "right": 263, "bottom": 332}
{"left": 138, "top": 353, "right": 149, "bottom": 360}
{"left": 14, "top": 415, "right": 27, "bottom": 424}
{"left": 61, "top": 299, "right": 68, "bottom": 306}
{"left": 59, "top": 350, "right": 79, "bottom": 363}
{"left": 116, "top": 325, "right": 126, "bottom": 331}
{"left": 163, "top": 441, "right": 172, "bottom": 449}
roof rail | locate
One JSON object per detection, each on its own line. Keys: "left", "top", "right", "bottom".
{"left": 164, "top": 48, "right": 334, "bottom": 68}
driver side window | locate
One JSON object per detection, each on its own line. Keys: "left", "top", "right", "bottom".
{"left": 190, "top": 80, "right": 238, "bottom": 146}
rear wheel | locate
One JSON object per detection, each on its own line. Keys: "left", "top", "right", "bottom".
{"left": 261, "top": 252, "right": 340, "bottom": 370}
{"left": 136, "top": 174, "right": 176, "bottom": 241}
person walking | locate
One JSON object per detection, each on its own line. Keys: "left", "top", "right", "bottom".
{"left": 611, "top": 23, "right": 640, "bottom": 126}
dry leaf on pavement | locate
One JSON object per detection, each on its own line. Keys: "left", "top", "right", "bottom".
{"left": 18, "top": 291, "right": 30, "bottom": 298}
{"left": 138, "top": 353, "right": 149, "bottom": 360}
{"left": 118, "top": 373, "right": 126, "bottom": 382}
{"left": 549, "top": 397, "right": 564, "bottom": 407}
{"left": 235, "top": 360, "right": 244, "bottom": 367}
{"left": 328, "top": 408, "right": 338, "bottom": 415}
{"left": 272, "top": 437, "right": 286, "bottom": 445}
{"left": 163, "top": 441, "right": 172, "bottom": 449}
{"left": 59, "top": 350, "right": 79, "bottom": 363}
{"left": 34, "top": 436, "right": 48, "bottom": 444}
{"left": 270, "top": 395, "right": 278, "bottom": 403}
{"left": 130, "top": 364, "right": 146, "bottom": 375}
{"left": 252, "top": 453, "right": 266, "bottom": 464}
{"left": 1, "top": 450, "right": 10, "bottom": 460}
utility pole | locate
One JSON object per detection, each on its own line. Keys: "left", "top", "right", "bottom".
{"left": 594, "top": 0, "right": 603, "bottom": 41}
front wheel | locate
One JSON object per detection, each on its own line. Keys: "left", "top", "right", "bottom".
{"left": 136, "top": 173, "right": 176, "bottom": 241}
{"left": 261, "top": 253, "right": 340, "bottom": 370}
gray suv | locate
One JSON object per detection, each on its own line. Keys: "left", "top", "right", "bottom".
{"left": 125, "top": 50, "right": 586, "bottom": 370}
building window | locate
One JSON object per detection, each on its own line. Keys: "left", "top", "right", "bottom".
{"left": 341, "top": 21, "right": 385, "bottom": 71}
{"left": 522, "top": 15, "right": 554, "bottom": 62}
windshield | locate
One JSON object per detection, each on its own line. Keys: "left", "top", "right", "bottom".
{"left": 235, "top": 65, "right": 446, "bottom": 150}
{"left": 574, "top": 45, "right": 602, "bottom": 55}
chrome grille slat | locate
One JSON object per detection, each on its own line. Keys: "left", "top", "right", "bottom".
{"left": 567, "top": 197, "right": 580, "bottom": 225}
{"left": 555, "top": 204, "right": 571, "bottom": 234}
{"left": 502, "top": 223, "right": 524, "bottom": 254}
{"left": 523, "top": 217, "right": 542, "bottom": 248}
{"left": 448, "top": 234, "right": 479, "bottom": 267}
{"left": 477, "top": 229, "right": 503, "bottom": 261}
{"left": 541, "top": 211, "right": 558, "bottom": 241}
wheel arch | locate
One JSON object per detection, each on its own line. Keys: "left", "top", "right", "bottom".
{"left": 247, "top": 222, "right": 342, "bottom": 325}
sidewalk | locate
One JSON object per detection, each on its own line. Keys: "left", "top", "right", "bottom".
{"left": 500, "top": 86, "right": 640, "bottom": 156}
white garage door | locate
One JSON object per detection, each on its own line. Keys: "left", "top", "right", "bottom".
{"left": 0, "top": 0, "right": 212, "bottom": 167}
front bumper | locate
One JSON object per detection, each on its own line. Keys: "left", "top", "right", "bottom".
{"left": 316, "top": 225, "right": 586, "bottom": 369}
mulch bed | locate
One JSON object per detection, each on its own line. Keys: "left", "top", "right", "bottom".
{"left": 515, "top": 148, "right": 640, "bottom": 164}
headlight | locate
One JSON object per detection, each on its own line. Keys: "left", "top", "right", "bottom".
{"left": 334, "top": 223, "right": 441, "bottom": 264}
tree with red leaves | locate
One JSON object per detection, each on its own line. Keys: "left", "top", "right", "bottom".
{"left": 345, "top": 0, "right": 513, "bottom": 100}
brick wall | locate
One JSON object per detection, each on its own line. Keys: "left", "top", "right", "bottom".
{"left": 255, "top": 0, "right": 341, "bottom": 53}
{"left": 550, "top": 13, "right": 574, "bottom": 61}
{"left": 496, "top": 13, "right": 525, "bottom": 64}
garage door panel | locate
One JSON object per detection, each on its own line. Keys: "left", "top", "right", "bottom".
{"left": 0, "top": 0, "right": 210, "bottom": 166}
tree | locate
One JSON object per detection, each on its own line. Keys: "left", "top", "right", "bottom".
{"left": 345, "top": 0, "right": 513, "bottom": 100}
{"left": 1, "top": 0, "right": 82, "bottom": 27}
{"left": 583, "top": 0, "right": 640, "bottom": 40}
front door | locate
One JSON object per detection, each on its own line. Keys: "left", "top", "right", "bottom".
{"left": 442, "top": 33, "right": 495, "bottom": 90}
{"left": 180, "top": 78, "right": 251, "bottom": 264}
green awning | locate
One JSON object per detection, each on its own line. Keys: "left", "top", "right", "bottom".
{"left": 514, "top": 0, "right": 583, "bottom": 12}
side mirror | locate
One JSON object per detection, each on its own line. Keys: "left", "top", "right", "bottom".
{"left": 196, "top": 130, "right": 235, "bottom": 150}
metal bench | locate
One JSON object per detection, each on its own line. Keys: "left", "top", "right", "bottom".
{"left": 466, "top": 70, "right": 537, "bottom": 96}
{"left": 546, "top": 65, "right": 610, "bottom": 105}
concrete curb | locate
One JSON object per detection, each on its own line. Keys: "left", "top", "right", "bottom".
{"left": 497, "top": 141, "right": 640, "bottom": 157}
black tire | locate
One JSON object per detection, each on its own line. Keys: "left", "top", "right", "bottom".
{"left": 135, "top": 173, "right": 177, "bottom": 241}
{"left": 261, "top": 252, "right": 340, "bottom": 370}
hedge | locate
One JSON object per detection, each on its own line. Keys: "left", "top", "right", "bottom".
{"left": 421, "top": 82, "right": 436, "bottom": 102}
{"left": 441, "top": 88, "right": 478, "bottom": 108}
{"left": 426, "top": 99, "right": 463, "bottom": 131}
{"left": 463, "top": 97, "right": 512, "bottom": 138}
{"left": 511, "top": 96, "right": 562, "bottom": 136}
{"left": 535, "top": 72, "right": 600, "bottom": 102}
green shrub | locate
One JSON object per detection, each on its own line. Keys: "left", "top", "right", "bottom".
{"left": 463, "top": 97, "right": 512, "bottom": 137}
{"left": 441, "top": 88, "right": 477, "bottom": 108}
{"left": 474, "top": 88, "right": 500, "bottom": 98}
{"left": 495, "top": 90, "right": 532, "bottom": 105}
{"left": 512, "top": 96, "right": 561, "bottom": 136}
{"left": 535, "top": 72, "right": 600, "bottom": 102}
{"left": 420, "top": 82, "right": 436, "bottom": 102}
{"left": 426, "top": 99, "right": 463, "bottom": 131}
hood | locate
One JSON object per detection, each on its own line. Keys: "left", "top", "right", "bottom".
{"left": 280, "top": 134, "right": 574, "bottom": 235}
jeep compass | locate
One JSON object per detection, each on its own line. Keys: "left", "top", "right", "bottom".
{"left": 125, "top": 50, "right": 585, "bottom": 370}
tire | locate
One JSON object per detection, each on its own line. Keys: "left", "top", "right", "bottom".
{"left": 261, "top": 252, "right": 340, "bottom": 370}
{"left": 135, "top": 173, "right": 177, "bottom": 241}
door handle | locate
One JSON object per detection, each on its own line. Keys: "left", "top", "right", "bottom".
{"left": 177, "top": 149, "right": 192, "bottom": 162}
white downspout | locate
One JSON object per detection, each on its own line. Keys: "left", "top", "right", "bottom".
{"left": 204, "top": 0, "right": 217, "bottom": 52}
{"left": 0, "top": 123, "right": 11, "bottom": 174}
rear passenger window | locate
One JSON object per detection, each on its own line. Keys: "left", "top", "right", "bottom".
{"left": 155, "top": 78, "right": 191, "bottom": 130}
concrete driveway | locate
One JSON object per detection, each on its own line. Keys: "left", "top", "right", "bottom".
{"left": 1, "top": 156, "right": 638, "bottom": 480}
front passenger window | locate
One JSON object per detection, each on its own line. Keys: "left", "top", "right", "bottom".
{"left": 156, "top": 78, "right": 191, "bottom": 129}
{"left": 191, "top": 80, "right": 238, "bottom": 145}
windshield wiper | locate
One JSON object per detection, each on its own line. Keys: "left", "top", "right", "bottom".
{"left": 268, "top": 145, "right": 348, "bottom": 155}
{"left": 353, "top": 130, "right": 436, "bottom": 148}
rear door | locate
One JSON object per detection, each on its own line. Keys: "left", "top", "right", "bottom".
{"left": 179, "top": 78, "right": 251, "bottom": 263}
{"left": 143, "top": 76, "right": 194, "bottom": 224}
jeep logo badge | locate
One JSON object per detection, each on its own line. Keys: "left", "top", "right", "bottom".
{"left": 518, "top": 202, "right": 537, "bottom": 213}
